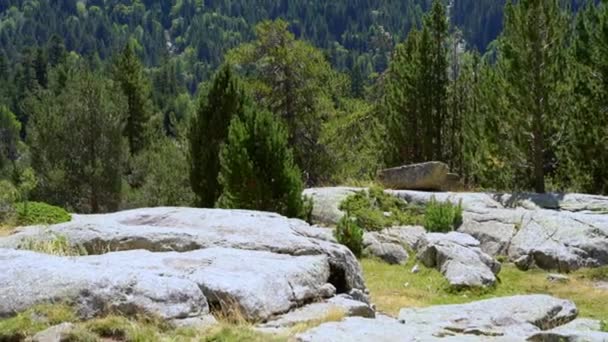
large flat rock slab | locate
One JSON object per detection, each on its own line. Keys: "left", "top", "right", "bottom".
{"left": 0, "top": 208, "right": 365, "bottom": 292}
{"left": 298, "top": 295, "right": 579, "bottom": 341}
{"left": 0, "top": 247, "right": 339, "bottom": 321}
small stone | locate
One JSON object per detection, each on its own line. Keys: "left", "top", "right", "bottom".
{"left": 411, "top": 264, "right": 420, "bottom": 274}
{"left": 547, "top": 273, "right": 570, "bottom": 283}
{"left": 32, "top": 323, "right": 75, "bottom": 342}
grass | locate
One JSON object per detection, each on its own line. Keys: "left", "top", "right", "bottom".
{"left": 21, "top": 233, "right": 88, "bottom": 256}
{"left": 362, "top": 258, "right": 608, "bottom": 320}
{"left": 0, "top": 304, "right": 288, "bottom": 342}
{"left": 0, "top": 303, "right": 76, "bottom": 341}
{"left": 289, "top": 308, "right": 346, "bottom": 334}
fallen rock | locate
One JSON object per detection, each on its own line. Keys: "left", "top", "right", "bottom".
{"left": 298, "top": 295, "right": 579, "bottom": 341}
{"left": 0, "top": 247, "right": 342, "bottom": 322}
{"left": 32, "top": 323, "right": 75, "bottom": 342}
{"left": 362, "top": 232, "right": 408, "bottom": 265}
{"left": 302, "top": 187, "right": 364, "bottom": 225}
{"left": 417, "top": 232, "right": 501, "bottom": 288}
{"left": 0, "top": 208, "right": 365, "bottom": 292}
{"left": 377, "top": 162, "right": 449, "bottom": 190}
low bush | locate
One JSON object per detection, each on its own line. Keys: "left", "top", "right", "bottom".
{"left": 602, "top": 320, "right": 607, "bottom": 332}
{"left": 14, "top": 201, "right": 71, "bottom": 226}
{"left": 334, "top": 215, "right": 364, "bottom": 257}
{"left": 423, "top": 197, "right": 463, "bottom": 232}
{"left": 339, "top": 186, "right": 423, "bottom": 231}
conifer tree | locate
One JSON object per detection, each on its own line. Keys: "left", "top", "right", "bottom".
{"left": 114, "top": 41, "right": 153, "bottom": 155}
{"left": 217, "top": 106, "right": 306, "bottom": 219}
{"left": 497, "top": 0, "right": 569, "bottom": 193}
{"left": 189, "top": 64, "right": 248, "bottom": 207}
{"left": 0, "top": 105, "right": 20, "bottom": 172}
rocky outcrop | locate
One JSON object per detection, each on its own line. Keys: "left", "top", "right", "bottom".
{"left": 302, "top": 187, "right": 363, "bottom": 225}
{"left": 0, "top": 208, "right": 367, "bottom": 323}
{"left": 297, "top": 295, "right": 580, "bottom": 341}
{"left": 0, "top": 208, "right": 365, "bottom": 292}
{"left": 389, "top": 190, "right": 608, "bottom": 272}
{"left": 417, "top": 232, "right": 501, "bottom": 288}
{"left": 377, "top": 161, "right": 449, "bottom": 190}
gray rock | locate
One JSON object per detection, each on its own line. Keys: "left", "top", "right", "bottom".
{"left": 362, "top": 232, "right": 408, "bottom": 265}
{"left": 377, "top": 162, "right": 449, "bottom": 190}
{"left": 417, "top": 232, "right": 501, "bottom": 288}
{"left": 258, "top": 295, "right": 374, "bottom": 334}
{"left": 386, "top": 190, "right": 608, "bottom": 272}
{"left": 377, "top": 226, "right": 427, "bottom": 250}
{"left": 0, "top": 247, "right": 342, "bottom": 322}
{"left": 298, "top": 295, "right": 579, "bottom": 341}
{"left": 302, "top": 187, "right": 364, "bottom": 225}
{"left": 32, "top": 323, "right": 75, "bottom": 342}
{"left": 0, "top": 208, "right": 365, "bottom": 292}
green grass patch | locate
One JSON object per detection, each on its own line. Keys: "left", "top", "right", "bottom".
{"left": 423, "top": 197, "right": 463, "bottom": 232}
{"left": 339, "top": 186, "right": 424, "bottom": 231}
{"left": 14, "top": 201, "right": 71, "bottom": 226}
{"left": 21, "top": 233, "right": 87, "bottom": 256}
{"left": 362, "top": 258, "right": 608, "bottom": 320}
{"left": 0, "top": 303, "right": 77, "bottom": 341}
{"left": 601, "top": 320, "right": 607, "bottom": 332}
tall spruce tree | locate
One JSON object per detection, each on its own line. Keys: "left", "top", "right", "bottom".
{"left": 217, "top": 106, "right": 306, "bottom": 219}
{"left": 497, "top": 0, "right": 569, "bottom": 193}
{"left": 114, "top": 41, "right": 153, "bottom": 155}
{"left": 189, "top": 64, "right": 248, "bottom": 208}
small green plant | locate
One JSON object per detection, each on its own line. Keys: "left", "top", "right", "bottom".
{"left": 22, "top": 233, "right": 87, "bottom": 256}
{"left": 339, "top": 186, "right": 423, "bottom": 231}
{"left": 601, "top": 320, "right": 607, "bottom": 332}
{"left": 14, "top": 201, "right": 71, "bottom": 226}
{"left": 0, "top": 303, "right": 76, "bottom": 341}
{"left": 334, "top": 215, "right": 364, "bottom": 257}
{"left": 423, "top": 197, "right": 463, "bottom": 232}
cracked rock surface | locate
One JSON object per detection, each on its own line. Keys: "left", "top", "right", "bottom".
{"left": 390, "top": 190, "right": 608, "bottom": 272}
{"left": 0, "top": 208, "right": 366, "bottom": 323}
{"left": 296, "top": 295, "right": 601, "bottom": 341}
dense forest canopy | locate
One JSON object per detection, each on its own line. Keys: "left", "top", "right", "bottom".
{"left": 0, "top": 0, "right": 607, "bottom": 216}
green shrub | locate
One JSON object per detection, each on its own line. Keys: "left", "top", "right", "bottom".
{"left": 334, "top": 215, "right": 364, "bottom": 257}
{"left": 14, "top": 201, "right": 71, "bottom": 226}
{"left": 339, "top": 186, "right": 423, "bottom": 231}
{"left": 423, "top": 197, "right": 463, "bottom": 232}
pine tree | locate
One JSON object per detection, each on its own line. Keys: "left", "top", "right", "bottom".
{"left": 114, "top": 41, "right": 153, "bottom": 155}
{"left": 564, "top": 1, "right": 608, "bottom": 194}
{"left": 497, "top": 0, "right": 569, "bottom": 193}
{"left": 28, "top": 64, "right": 125, "bottom": 213}
{"left": 189, "top": 64, "right": 248, "bottom": 208}
{"left": 217, "top": 106, "right": 306, "bottom": 219}
{"left": 0, "top": 105, "right": 20, "bottom": 172}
